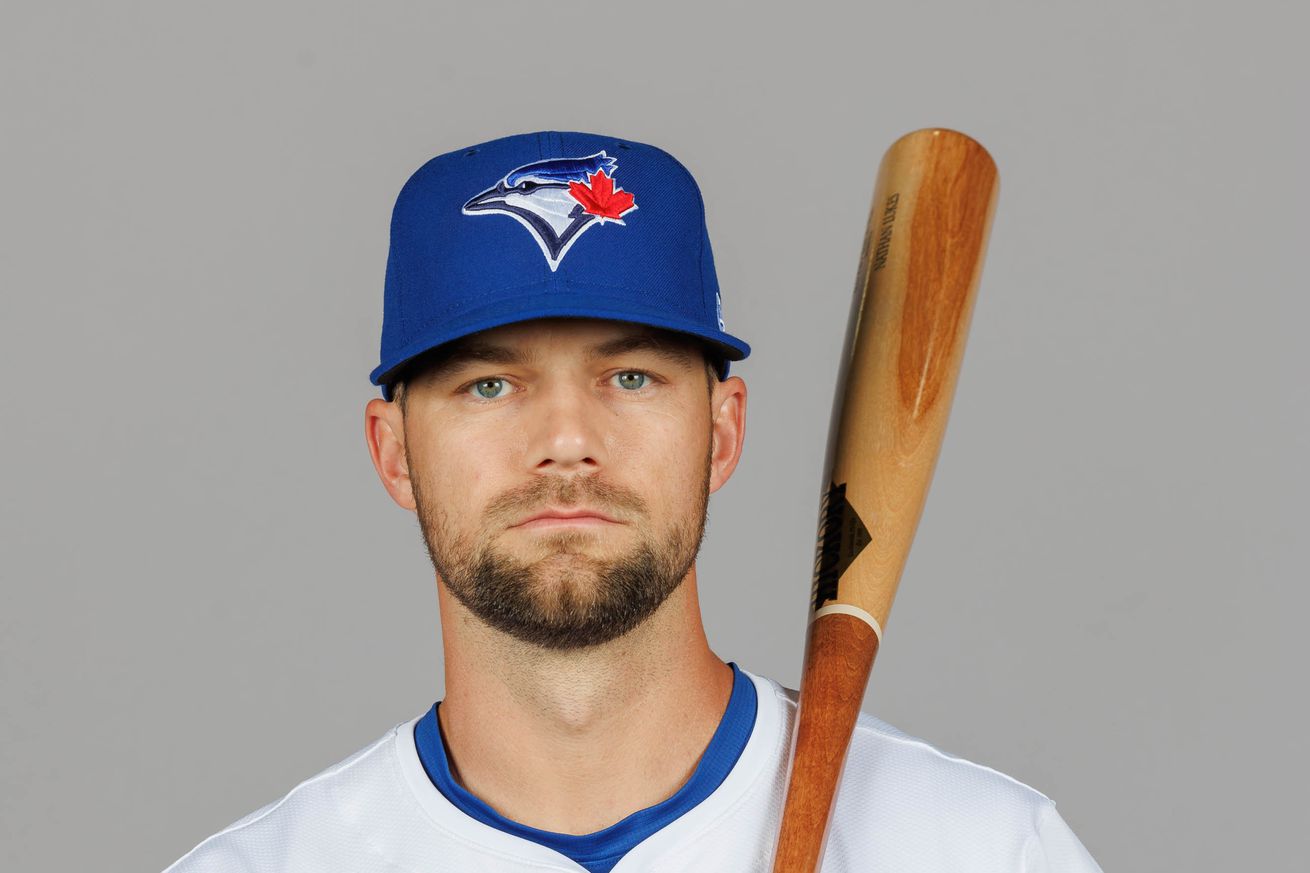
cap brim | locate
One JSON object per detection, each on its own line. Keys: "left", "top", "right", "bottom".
{"left": 371, "top": 295, "right": 750, "bottom": 398}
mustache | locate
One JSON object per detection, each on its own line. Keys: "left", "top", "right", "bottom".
{"left": 484, "top": 476, "right": 647, "bottom": 526}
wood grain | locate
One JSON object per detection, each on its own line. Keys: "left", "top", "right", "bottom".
{"left": 771, "top": 129, "right": 999, "bottom": 871}
{"left": 771, "top": 613, "right": 879, "bottom": 871}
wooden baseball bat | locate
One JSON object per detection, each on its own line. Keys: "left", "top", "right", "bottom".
{"left": 770, "top": 128, "right": 1000, "bottom": 871}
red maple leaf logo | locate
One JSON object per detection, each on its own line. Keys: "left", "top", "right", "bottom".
{"left": 568, "top": 169, "right": 636, "bottom": 221}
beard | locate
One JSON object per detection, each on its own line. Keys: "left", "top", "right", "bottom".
{"left": 410, "top": 449, "right": 711, "bottom": 651}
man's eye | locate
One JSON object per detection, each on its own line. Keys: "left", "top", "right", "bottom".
{"left": 467, "top": 378, "right": 511, "bottom": 400}
{"left": 613, "top": 371, "right": 649, "bottom": 391}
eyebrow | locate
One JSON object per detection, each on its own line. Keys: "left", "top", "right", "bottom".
{"left": 400, "top": 343, "right": 512, "bottom": 388}
{"left": 416, "top": 331, "right": 698, "bottom": 385}
{"left": 585, "top": 332, "right": 699, "bottom": 365}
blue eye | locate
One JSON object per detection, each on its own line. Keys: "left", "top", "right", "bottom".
{"left": 469, "top": 378, "right": 510, "bottom": 400}
{"left": 614, "top": 371, "right": 648, "bottom": 390}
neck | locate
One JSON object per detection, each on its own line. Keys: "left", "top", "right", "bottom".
{"left": 434, "top": 565, "right": 733, "bottom": 835}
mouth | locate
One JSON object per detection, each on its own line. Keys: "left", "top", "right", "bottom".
{"left": 510, "top": 507, "right": 625, "bottom": 530}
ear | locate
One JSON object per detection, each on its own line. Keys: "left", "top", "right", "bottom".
{"left": 364, "top": 397, "right": 416, "bottom": 511}
{"left": 708, "top": 376, "right": 747, "bottom": 494}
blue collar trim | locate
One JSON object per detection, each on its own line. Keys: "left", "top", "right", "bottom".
{"left": 413, "top": 661, "right": 757, "bottom": 872}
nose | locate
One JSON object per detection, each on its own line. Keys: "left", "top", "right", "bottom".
{"left": 526, "top": 378, "right": 607, "bottom": 472}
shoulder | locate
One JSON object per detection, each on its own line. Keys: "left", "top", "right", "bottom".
{"left": 849, "top": 699, "right": 1054, "bottom": 819}
{"left": 162, "top": 723, "right": 405, "bottom": 873}
{"left": 762, "top": 677, "right": 1061, "bottom": 867}
{"left": 764, "top": 678, "right": 1052, "bottom": 804}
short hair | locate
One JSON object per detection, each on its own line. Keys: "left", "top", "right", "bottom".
{"left": 390, "top": 333, "right": 723, "bottom": 414}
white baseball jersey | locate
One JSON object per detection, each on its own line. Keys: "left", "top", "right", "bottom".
{"left": 164, "top": 667, "right": 1102, "bottom": 871}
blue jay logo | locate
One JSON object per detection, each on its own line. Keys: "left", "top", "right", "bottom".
{"left": 462, "top": 152, "right": 638, "bottom": 272}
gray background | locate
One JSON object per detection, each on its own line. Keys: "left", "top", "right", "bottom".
{"left": 2, "top": 2, "right": 1304, "bottom": 870}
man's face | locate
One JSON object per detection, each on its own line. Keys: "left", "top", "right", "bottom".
{"left": 394, "top": 318, "right": 724, "bottom": 650}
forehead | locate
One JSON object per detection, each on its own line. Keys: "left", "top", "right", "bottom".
{"left": 402, "top": 318, "right": 705, "bottom": 384}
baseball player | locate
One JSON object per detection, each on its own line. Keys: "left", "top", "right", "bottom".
{"left": 164, "top": 131, "right": 1103, "bottom": 872}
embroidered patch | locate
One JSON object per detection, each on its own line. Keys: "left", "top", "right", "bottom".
{"left": 462, "top": 151, "right": 638, "bottom": 272}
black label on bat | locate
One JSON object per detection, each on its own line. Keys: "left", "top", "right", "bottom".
{"left": 811, "top": 480, "right": 872, "bottom": 611}
{"left": 871, "top": 192, "right": 900, "bottom": 272}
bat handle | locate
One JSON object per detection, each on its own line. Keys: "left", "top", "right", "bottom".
{"left": 771, "top": 612, "right": 880, "bottom": 872}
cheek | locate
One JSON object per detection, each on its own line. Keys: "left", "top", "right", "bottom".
{"left": 416, "top": 420, "right": 523, "bottom": 510}
{"left": 611, "top": 402, "right": 711, "bottom": 499}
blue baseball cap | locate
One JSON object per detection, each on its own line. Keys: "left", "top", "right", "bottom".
{"left": 370, "top": 130, "right": 751, "bottom": 400}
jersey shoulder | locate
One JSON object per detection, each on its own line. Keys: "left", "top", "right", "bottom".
{"left": 766, "top": 679, "right": 1060, "bottom": 866}
{"left": 161, "top": 723, "right": 404, "bottom": 873}
{"left": 769, "top": 679, "right": 1053, "bottom": 807}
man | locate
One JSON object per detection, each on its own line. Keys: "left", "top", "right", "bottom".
{"left": 166, "top": 131, "right": 1102, "bottom": 871}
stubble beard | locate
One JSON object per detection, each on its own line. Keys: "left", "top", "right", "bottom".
{"left": 410, "top": 447, "right": 712, "bottom": 651}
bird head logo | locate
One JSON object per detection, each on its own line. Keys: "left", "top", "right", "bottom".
{"left": 462, "top": 151, "right": 638, "bottom": 271}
